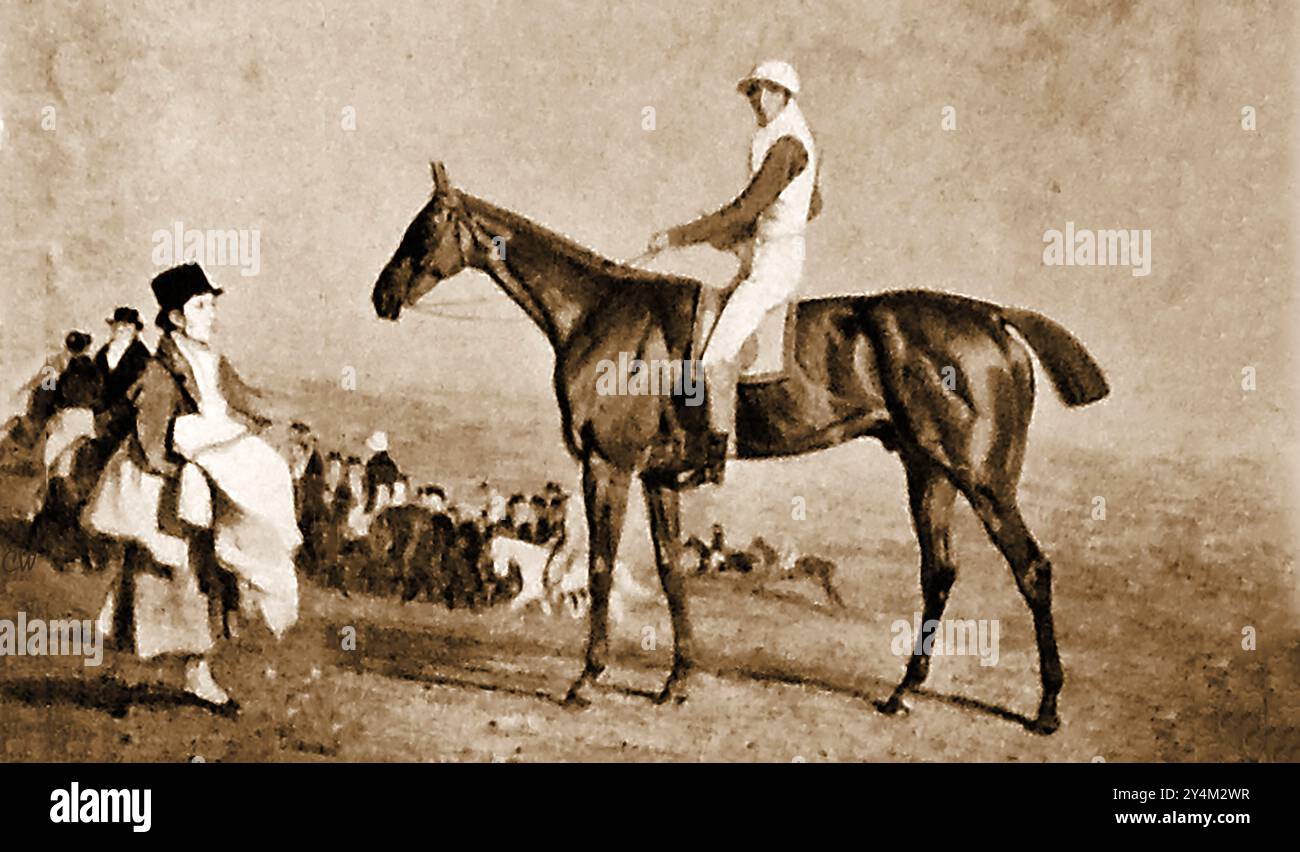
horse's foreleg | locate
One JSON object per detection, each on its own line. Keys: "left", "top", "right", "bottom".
{"left": 642, "top": 478, "right": 693, "bottom": 705}
{"left": 563, "top": 456, "right": 630, "bottom": 708}
{"left": 880, "top": 459, "right": 957, "bottom": 717}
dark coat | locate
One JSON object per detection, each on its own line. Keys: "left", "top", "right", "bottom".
{"left": 93, "top": 339, "right": 151, "bottom": 445}
{"left": 54, "top": 355, "right": 103, "bottom": 411}
{"left": 94, "top": 339, "right": 151, "bottom": 409}
{"left": 364, "top": 451, "right": 400, "bottom": 510}
{"left": 296, "top": 450, "right": 328, "bottom": 526}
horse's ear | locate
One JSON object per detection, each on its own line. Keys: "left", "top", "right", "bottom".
{"left": 431, "top": 161, "right": 449, "bottom": 195}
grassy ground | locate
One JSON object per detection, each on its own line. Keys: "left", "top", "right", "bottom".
{"left": 0, "top": 384, "right": 1295, "bottom": 762}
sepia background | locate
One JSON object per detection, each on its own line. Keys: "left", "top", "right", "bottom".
{"left": 0, "top": 1, "right": 1295, "bottom": 760}
{"left": 1, "top": 0, "right": 1293, "bottom": 454}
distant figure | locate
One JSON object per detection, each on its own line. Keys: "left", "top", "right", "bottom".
{"left": 43, "top": 331, "right": 102, "bottom": 474}
{"left": 481, "top": 485, "right": 508, "bottom": 531}
{"left": 679, "top": 535, "right": 711, "bottom": 574}
{"left": 290, "top": 425, "right": 328, "bottom": 580}
{"left": 530, "top": 495, "right": 551, "bottom": 541}
{"left": 542, "top": 485, "right": 570, "bottom": 547}
{"left": 323, "top": 451, "right": 343, "bottom": 493}
{"left": 54, "top": 332, "right": 102, "bottom": 409}
{"left": 320, "top": 453, "right": 357, "bottom": 593}
{"left": 444, "top": 520, "right": 484, "bottom": 609}
{"left": 780, "top": 551, "right": 845, "bottom": 608}
{"left": 364, "top": 430, "right": 399, "bottom": 511}
{"left": 343, "top": 458, "right": 372, "bottom": 540}
{"left": 358, "top": 483, "right": 394, "bottom": 594}
{"left": 707, "top": 523, "right": 729, "bottom": 573}
{"left": 93, "top": 307, "right": 151, "bottom": 451}
{"left": 17, "top": 331, "right": 81, "bottom": 446}
{"left": 403, "top": 485, "right": 453, "bottom": 603}
{"left": 505, "top": 493, "right": 534, "bottom": 541}
{"left": 31, "top": 331, "right": 104, "bottom": 567}
{"left": 371, "top": 477, "right": 420, "bottom": 596}
{"left": 287, "top": 423, "right": 324, "bottom": 516}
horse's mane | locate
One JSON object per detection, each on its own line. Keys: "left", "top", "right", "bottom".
{"left": 463, "top": 193, "right": 700, "bottom": 290}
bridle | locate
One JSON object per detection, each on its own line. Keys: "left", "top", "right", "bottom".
{"left": 419, "top": 190, "right": 553, "bottom": 336}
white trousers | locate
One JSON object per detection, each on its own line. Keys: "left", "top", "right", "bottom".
{"left": 700, "top": 236, "right": 805, "bottom": 433}
{"left": 702, "top": 236, "right": 805, "bottom": 368}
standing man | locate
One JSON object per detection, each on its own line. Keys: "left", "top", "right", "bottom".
{"left": 648, "top": 60, "right": 822, "bottom": 486}
{"left": 93, "top": 307, "right": 151, "bottom": 452}
{"left": 363, "top": 430, "right": 400, "bottom": 512}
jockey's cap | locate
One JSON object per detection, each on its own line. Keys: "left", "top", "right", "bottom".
{"left": 737, "top": 60, "right": 801, "bottom": 98}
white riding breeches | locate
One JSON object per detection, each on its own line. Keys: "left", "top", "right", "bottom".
{"left": 702, "top": 236, "right": 805, "bottom": 368}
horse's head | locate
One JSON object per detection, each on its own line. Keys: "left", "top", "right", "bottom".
{"left": 372, "top": 161, "right": 471, "bottom": 320}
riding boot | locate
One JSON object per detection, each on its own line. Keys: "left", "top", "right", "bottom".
{"left": 699, "top": 358, "right": 735, "bottom": 485}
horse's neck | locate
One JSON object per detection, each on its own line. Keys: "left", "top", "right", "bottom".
{"left": 463, "top": 197, "right": 615, "bottom": 350}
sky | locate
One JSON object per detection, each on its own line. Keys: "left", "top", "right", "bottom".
{"left": 0, "top": 0, "right": 1294, "bottom": 459}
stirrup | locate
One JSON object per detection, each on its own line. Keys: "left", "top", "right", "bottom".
{"left": 668, "top": 431, "right": 728, "bottom": 489}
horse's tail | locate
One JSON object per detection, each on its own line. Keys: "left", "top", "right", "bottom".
{"left": 998, "top": 307, "right": 1110, "bottom": 407}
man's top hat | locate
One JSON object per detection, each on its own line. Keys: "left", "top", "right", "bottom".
{"left": 106, "top": 306, "right": 143, "bottom": 329}
{"left": 150, "top": 263, "right": 223, "bottom": 328}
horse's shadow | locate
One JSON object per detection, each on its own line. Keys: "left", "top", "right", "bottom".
{"left": 715, "top": 663, "right": 1034, "bottom": 729}
{"left": 0, "top": 675, "right": 233, "bottom": 719}
{"left": 345, "top": 619, "right": 1033, "bottom": 729}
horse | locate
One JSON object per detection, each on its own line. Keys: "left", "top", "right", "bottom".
{"left": 488, "top": 534, "right": 558, "bottom": 616}
{"left": 371, "top": 161, "right": 1110, "bottom": 735}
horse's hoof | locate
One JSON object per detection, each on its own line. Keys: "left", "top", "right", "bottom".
{"left": 563, "top": 679, "right": 596, "bottom": 709}
{"left": 654, "top": 684, "right": 689, "bottom": 707}
{"left": 876, "top": 694, "right": 911, "bottom": 716}
{"left": 1026, "top": 713, "right": 1060, "bottom": 736}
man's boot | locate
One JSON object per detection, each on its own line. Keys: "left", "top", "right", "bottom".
{"left": 669, "top": 360, "right": 732, "bottom": 488}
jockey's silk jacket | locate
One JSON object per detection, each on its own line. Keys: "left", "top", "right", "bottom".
{"left": 667, "top": 104, "right": 822, "bottom": 252}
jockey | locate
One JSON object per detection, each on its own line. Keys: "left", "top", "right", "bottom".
{"left": 648, "top": 59, "right": 822, "bottom": 486}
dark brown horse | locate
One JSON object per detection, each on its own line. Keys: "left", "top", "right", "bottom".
{"left": 372, "top": 162, "right": 1109, "bottom": 735}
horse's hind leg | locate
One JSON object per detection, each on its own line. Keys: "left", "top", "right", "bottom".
{"left": 880, "top": 458, "right": 957, "bottom": 716}
{"left": 642, "top": 478, "right": 694, "bottom": 705}
{"left": 967, "top": 489, "right": 1063, "bottom": 734}
{"left": 820, "top": 570, "right": 846, "bottom": 609}
{"left": 563, "top": 456, "right": 630, "bottom": 708}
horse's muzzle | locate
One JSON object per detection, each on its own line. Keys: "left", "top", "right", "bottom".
{"left": 372, "top": 281, "right": 402, "bottom": 321}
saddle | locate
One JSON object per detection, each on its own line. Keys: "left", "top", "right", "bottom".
{"left": 691, "top": 286, "right": 797, "bottom": 385}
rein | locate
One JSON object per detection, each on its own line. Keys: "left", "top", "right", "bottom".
{"left": 410, "top": 200, "right": 555, "bottom": 333}
{"left": 407, "top": 296, "right": 531, "bottom": 323}
{"left": 471, "top": 218, "right": 556, "bottom": 338}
